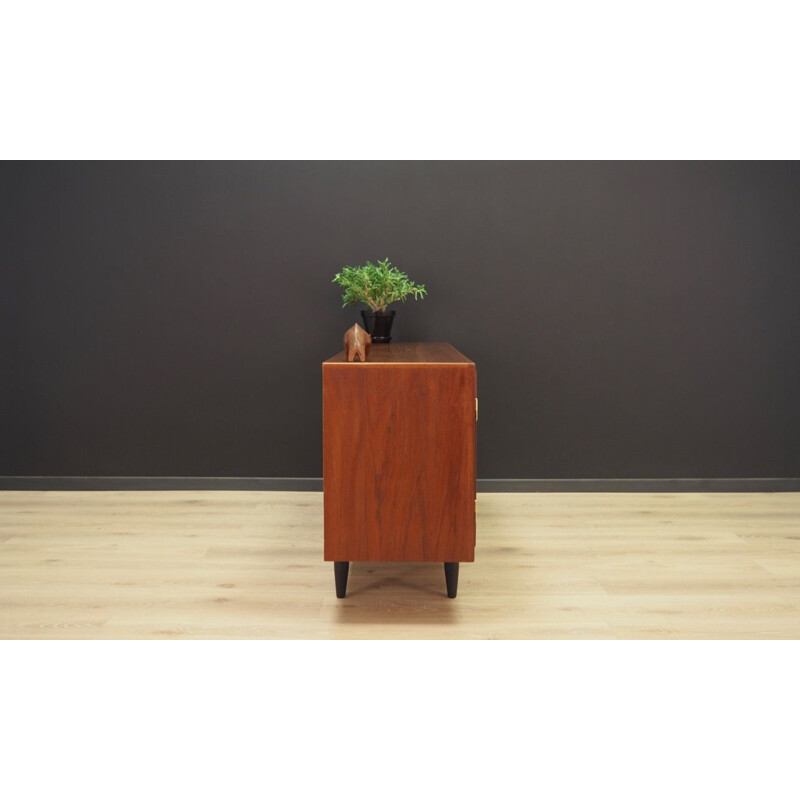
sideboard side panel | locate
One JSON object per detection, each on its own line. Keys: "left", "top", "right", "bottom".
{"left": 323, "top": 364, "right": 475, "bottom": 562}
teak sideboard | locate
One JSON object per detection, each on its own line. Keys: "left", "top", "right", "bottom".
{"left": 322, "top": 342, "right": 477, "bottom": 598}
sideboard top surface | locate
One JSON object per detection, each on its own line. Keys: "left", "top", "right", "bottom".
{"left": 325, "top": 342, "right": 473, "bottom": 365}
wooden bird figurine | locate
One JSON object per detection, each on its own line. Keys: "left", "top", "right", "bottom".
{"left": 343, "top": 323, "right": 371, "bottom": 362}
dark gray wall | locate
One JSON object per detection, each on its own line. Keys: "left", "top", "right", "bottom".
{"left": 2, "top": 161, "right": 799, "bottom": 480}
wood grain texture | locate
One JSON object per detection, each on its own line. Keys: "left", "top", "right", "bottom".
{"left": 323, "top": 347, "right": 476, "bottom": 562}
{"left": 0, "top": 491, "right": 799, "bottom": 638}
{"left": 325, "top": 342, "right": 473, "bottom": 364}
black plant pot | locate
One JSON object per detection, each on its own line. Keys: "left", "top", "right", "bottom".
{"left": 361, "top": 309, "right": 396, "bottom": 343}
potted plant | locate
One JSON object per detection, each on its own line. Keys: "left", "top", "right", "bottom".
{"left": 332, "top": 258, "right": 427, "bottom": 343}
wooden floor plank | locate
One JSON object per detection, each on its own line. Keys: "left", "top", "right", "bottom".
{"left": 1, "top": 490, "right": 799, "bottom": 639}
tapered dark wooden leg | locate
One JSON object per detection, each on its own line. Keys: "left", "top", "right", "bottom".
{"left": 334, "top": 561, "right": 350, "bottom": 598}
{"left": 444, "top": 562, "right": 459, "bottom": 598}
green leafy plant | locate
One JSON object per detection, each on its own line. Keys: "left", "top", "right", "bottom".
{"left": 332, "top": 258, "right": 427, "bottom": 312}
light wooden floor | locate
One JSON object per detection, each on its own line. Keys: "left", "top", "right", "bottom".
{"left": 1, "top": 491, "right": 799, "bottom": 639}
